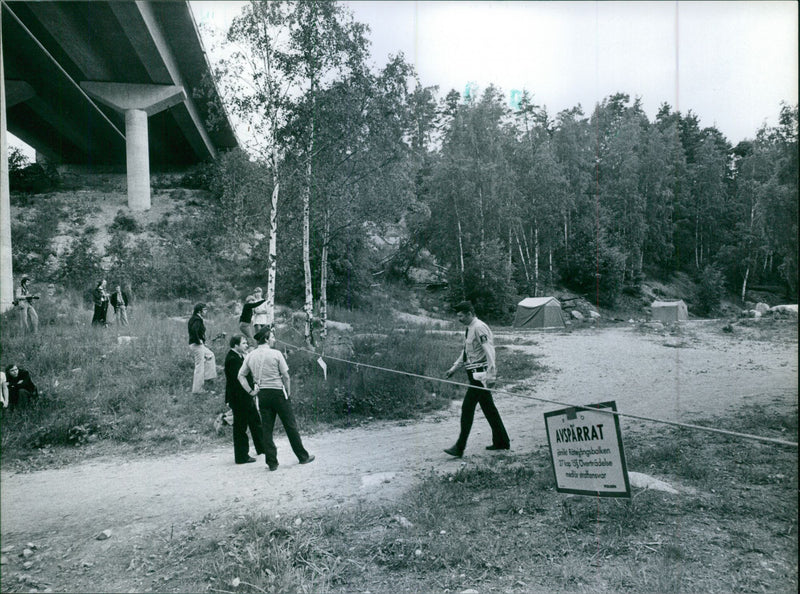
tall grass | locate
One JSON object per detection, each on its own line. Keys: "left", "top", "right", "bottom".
{"left": 0, "top": 293, "right": 500, "bottom": 460}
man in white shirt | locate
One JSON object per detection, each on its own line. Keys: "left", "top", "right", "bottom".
{"left": 238, "top": 326, "right": 315, "bottom": 471}
{"left": 443, "top": 300, "right": 510, "bottom": 457}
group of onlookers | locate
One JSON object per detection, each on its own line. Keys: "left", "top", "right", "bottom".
{"left": 2, "top": 275, "right": 132, "bottom": 413}
{"left": 92, "top": 279, "right": 131, "bottom": 327}
{"left": 189, "top": 292, "right": 315, "bottom": 470}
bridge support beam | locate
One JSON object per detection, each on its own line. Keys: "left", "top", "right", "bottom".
{"left": 81, "top": 82, "right": 185, "bottom": 211}
{"left": 1, "top": 12, "right": 15, "bottom": 313}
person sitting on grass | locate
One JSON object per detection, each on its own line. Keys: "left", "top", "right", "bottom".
{"left": 4, "top": 364, "right": 39, "bottom": 409}
{"left": 0, "top": 369, "right": 9, "bottom": 409}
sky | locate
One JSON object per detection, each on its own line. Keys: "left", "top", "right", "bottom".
{"left": 8, "top": 1, "right": 798, "bottom": 155}
{"left": 190, "top": 0, "right": 797, "bottom": 145}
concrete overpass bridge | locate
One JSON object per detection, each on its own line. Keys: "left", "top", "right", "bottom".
{"left": 1, "top": 0, "right": 239, "bottom": 311}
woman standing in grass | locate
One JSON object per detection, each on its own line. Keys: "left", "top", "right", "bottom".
{"left": 188, "top": 303, "right": 217, "bottom": 394}
{"left": 91, "top": 279, "right": 110, "bottom": 327}
{"left": 251, "top": 287, "right": 269, "bottom": 334}
{"left": 238, "top": 293, "right": 265, "bottom": 342}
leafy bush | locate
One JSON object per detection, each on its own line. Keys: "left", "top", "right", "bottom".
{"left": 108, "top": 210, "right": 141, "bottom": 233}
{"left": 57, "top": 232, "right": 103, "bottom": 296}
{"left": 10, "top": 162, "right": 60, "bottom": 194}
{"left": 179, "top": 164, "right": 214, "bottom": 190}
{"left": 695, "top": 265, "right": 725, "bottom": 316}
{"left": 10, "top": 199, "right": 62, "bottom": 279}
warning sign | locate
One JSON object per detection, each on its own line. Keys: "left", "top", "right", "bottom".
{"left": 544, "top": 401, "right": 630, "bottom": 498}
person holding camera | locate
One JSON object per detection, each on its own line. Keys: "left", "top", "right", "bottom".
{"left": 14, "top": 276, "right": 39, "bottom": 333}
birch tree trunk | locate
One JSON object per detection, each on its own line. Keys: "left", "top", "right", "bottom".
{"left": 265, "top": 179, "right": 279, "bottom": 325}
{"left": 303, "top": 88, "right": 315, "bottom": 346}
{"left": 478, "top": 186, "right": 485, "bottom": 282}
{"left": 455, "top": 208, "right": 466, "bottom": 298}
{"left": 507, "top": 227, "right": 513, "bottom": 284}
{"left": 319, "top": 211, "right": 330, "bottom": 339}
{"left": 533, "top": 225, "right": 540, "bottom": 297}
{"left": 514, "top": 228, "right": 530, "bottom": 287}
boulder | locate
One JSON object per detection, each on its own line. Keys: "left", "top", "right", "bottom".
{"left": 754, "top": 302, "right": 770, "bottom": 314}
{"left": 588, "top": 310, "right": 601, "bottom": 319}
{"left": 769, "top": 304, "right": 798, "bottom": 317}
{"left": 570, "top": 310, "right": 584, "bottom": 320}
{"left": 325, "top": 320, "right": 353, "bottom": 332}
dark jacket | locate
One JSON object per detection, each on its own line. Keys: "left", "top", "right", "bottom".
{"left": 93, "top": 286, "right": 108, "bottom": 307}
{"left": 188, "top": 313, "right": 206, "bottom": 345}
{"left": 6, "top": 368, "right": 38, "bottom": 403}
{"left": 110, "top": 290, "right": 129, "bottom": 310}
{"left": 224, "top": 349, "right": 252, "bottom": 406}
{"left": 238, "top": 299, "right": 266, "bottom": 324}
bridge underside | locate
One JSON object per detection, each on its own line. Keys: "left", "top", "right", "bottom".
{"left": 2, "top": 1, "right": 237, "bottom": 168}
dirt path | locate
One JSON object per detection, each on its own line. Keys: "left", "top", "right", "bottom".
{"left": 1, "top": 321, "right": 796, "bottom": 590}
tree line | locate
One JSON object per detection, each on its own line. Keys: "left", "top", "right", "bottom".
{"left": 14, "top": 1, "right": 793, "bottom": 330}
{"left": 206, "top": 0, "right": 796, "bottom": 330}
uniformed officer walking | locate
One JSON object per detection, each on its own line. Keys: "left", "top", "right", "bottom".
{"left": 444, "top": 300, "right": 511, "bottom": 457}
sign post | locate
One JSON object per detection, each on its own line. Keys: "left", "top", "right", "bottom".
{"left": 544, "top": 401, "right": 631, "bottom": 498}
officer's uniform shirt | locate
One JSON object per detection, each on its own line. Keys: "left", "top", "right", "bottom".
{"left": 453, "top": 317, "right": 496, "bottom": 381}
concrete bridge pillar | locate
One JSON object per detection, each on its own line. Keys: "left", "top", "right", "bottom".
{"left": 125, "top": 109, "right": 150, "bottom": 211}
{"left": 81, "top": 82, "right": 186, "bottom": 211}
{"left": 1, "top": 13, "right": 14, "bottom": 313}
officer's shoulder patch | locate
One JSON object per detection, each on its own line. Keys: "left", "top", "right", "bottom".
{"left": 479, "top": 334, "right": 488, "bottom": 344}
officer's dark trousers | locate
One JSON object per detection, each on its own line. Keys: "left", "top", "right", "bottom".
{"left": 231, "top": 398, "right": 265, "bottom": 463}
{"left": 257, "top": 388, "right": 310, "bottom": 466}
{"left": 455, "top": 376, "right": 510, "bottom": 452}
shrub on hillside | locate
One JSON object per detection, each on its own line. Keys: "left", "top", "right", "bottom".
{"left": 108, "top": 210, "right": 141, "bottom": 233}
{"left": 695, "top": 265, "right": 724, "bottom": 316}
{"left": 179, "top": 164, "right": 214, "bottom": 190}
{"left": 57, "top": 232, "right": 103, "bottom": 296}
{"left": 11, "top": 199, "right": 62, "bottom": 279}
{"left": 10, "top": 163, "right": 60, "bottom": 194}
{"left": 288, "top": 328, "right": 458, "bottom": 425}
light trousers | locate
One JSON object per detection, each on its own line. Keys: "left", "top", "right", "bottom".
{"left": 189, "top": 343, "right": 217, "bottom": 393}
{"left": 18, "top": 303, "right": 39, "bottom": 333}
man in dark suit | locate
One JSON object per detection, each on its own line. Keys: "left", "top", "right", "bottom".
{"left": 224, "top": 335, "right": 265, "bottom": 464}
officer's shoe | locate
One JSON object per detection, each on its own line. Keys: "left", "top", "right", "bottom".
{"left": 485, "top": 444, "right": 510, "bottom": 451}
{"left": 443, "top": 445, "right": 463, "bottom": 458}
{"left": 299, "top": 455, "right": 316, "bottom": 464}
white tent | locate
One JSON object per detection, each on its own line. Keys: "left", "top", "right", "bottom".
{"left": 512, "top": 297, "right": 565, "bottom": 329}
{"left": 651, "top": 300, "right": 688, "bottom": 322}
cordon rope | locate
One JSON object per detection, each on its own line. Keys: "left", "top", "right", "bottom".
{"left": 274, "top": 336, "right": 798, "bottom": 449}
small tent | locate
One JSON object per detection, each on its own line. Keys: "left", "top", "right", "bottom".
{"left": 512, "top": 297, "right": 565, "bottom": 329}
{"left": 650, "top": 300, "right": 688, "bottom": 323}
